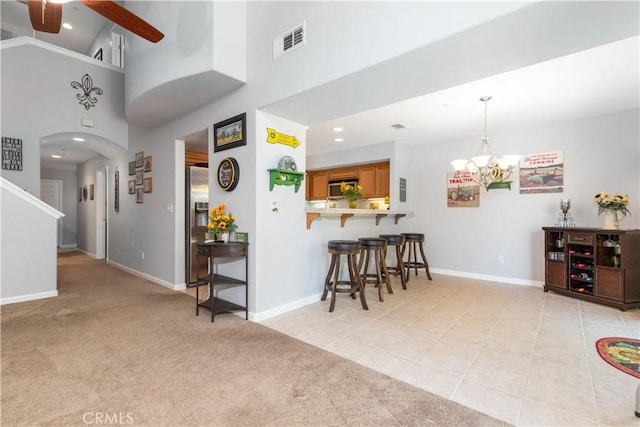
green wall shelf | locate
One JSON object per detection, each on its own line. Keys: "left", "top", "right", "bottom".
{"left": 268, "top": 169, "right": 305, "bottom": 193}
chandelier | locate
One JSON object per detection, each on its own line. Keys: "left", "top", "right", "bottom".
{"left": 450, "top": 96, "right": 521, "bottom": 190}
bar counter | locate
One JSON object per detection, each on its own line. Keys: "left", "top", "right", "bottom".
{"left": 305, "top": 208, "right": 412, "bottom": 229}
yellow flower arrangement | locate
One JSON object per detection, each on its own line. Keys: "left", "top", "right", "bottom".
{"left": 207, "top": 203, "right": 238, "bottom": 238}
{"left": 593, "top": 192, "right": 631, "bottom": 216}
{"left": 340, "top": 182, "right": 363, "bottom": 202}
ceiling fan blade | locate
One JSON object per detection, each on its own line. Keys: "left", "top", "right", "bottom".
{"left": 80, "top": 0, "right": 164, "bottom": 43}
{"left": 27, "top": 0, "right": 62, "bottom": 34}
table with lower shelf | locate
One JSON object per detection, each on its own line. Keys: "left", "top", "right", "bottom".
{"left": 192, "top": 241, "right": 249, "bottom": 322}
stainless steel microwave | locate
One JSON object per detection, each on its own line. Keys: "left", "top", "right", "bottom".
{"left": 328, "top": 180, "right": 358, "bottom": 199}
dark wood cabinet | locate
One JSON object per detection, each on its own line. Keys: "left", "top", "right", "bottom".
{"left": 542, "top": 227, "right": 640, "bottom": 310}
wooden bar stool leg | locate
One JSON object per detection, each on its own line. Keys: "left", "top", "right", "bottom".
{"left": 419, "top": 242, "right": 432, "bottom": 280}
{"left": 396, "top": 245, "right": 407, "bottom": 289}
{"left": 377, "top": 249, "right": 393, "bottom": 295}
{"left": 321, "top": 255, "right": 336, "bottom": 302}
{"left": 349, "top": 253, "right": 368, "bottom": 310}
{"left": 329, "top": 258, "right": 341, "bottom": 313}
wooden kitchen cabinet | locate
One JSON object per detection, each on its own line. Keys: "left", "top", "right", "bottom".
{"left": 329, "top": 167, "right": 358, "bottom": 181}
{"left": 306, "top": 161, "right": 390, "bottom": 200}
{"left": 307, "top": 170, "right": 329, "bottom": 200}
{"left": 358, "top": 162, "right": 390, "bottom": 198}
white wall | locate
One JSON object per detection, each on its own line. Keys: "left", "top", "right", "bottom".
{"left": 1, "top": 180, "right": 61, "bottom": 303}
{"left": 0, "top": 39, "right": 127, "bottom": 195}
{"left": 407, "top": 110, "right": 639, "bottom": 283}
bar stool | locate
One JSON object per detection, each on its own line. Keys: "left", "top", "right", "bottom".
{"left": 401, "top": 233, "right": 433, "bottom": 282}
{"left": 379, "top": 234, "right": 407, "bottom": 290}
{"left": 321, "top": 240, "right": 368, "bottom": 312}
{"left": 358, "top": 237, "right": 393, "bottom": 302}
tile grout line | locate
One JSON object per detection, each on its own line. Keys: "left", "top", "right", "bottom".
{"left": 513, "top": 288, "right": 547, "bottom": 426}
{"left": 578, "top": 301, "right": 602, "bottom": 426}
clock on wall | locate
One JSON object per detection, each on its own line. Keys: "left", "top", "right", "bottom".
{"left": 217, "top": 157, "right": 240, "bottom": 191}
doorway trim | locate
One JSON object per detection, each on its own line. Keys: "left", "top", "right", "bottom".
{"left": 40, "top": 179, "right": 63, "bottom": 247}
{"left": 96, "top": 166, "right": 108, "bottom": 260}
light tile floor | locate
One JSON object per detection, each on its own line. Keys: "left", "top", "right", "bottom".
{"left": 260, "top": 272, "right": 640, "bottom": 426}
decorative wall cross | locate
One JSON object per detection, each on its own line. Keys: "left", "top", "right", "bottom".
{"left": 70, "top": 73, "right": 103, "bottom": 110}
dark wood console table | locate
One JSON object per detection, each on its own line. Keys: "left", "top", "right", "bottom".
{"left": 193, "top": 241, "right": 248, "bottom": 322}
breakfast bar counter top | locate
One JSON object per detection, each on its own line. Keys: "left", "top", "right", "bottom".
{"left": 305, "top": 208, "right": 413, "bottom": 229}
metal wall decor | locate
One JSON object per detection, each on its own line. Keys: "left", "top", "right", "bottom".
{"left": 70, "top": 73, "right": 103, "bottom": 110}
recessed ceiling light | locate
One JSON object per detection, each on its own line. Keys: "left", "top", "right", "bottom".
{"left": 62, "top": 23, "right": 72, "bottom": 30}
{"left": 332, "top": 127, "right": 343, "bottom": 132}
{"left": 334, "top": 138, "right": 344, "bottom": 142}
{"left": 73, "top": 137, "right": 85, "bottom": 142}
{"left": 51, "top": 154, "right": 62, "bottom": 159}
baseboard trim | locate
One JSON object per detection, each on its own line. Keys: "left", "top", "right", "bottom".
{"left": 107, "top": 260, "right": 185, "bottom": 291}
{"left": 253, "top": 292, "right": 323, "bottom": 322}
{"left": 1, "top": 290, "right": 58, "bottom": 305}
{"left": 430, "top": 268, "right": 544, "bottom": 287}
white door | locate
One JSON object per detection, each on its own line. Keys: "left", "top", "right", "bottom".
{"left": 40, "top": 179, "right": 62, "bottom": 247}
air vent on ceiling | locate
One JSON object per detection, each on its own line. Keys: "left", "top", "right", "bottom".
{"left": 273, "top": 21, "right": 306, "bottom": 60}
{"left": 390, "top": 123, "right": 407, "bottom": 129}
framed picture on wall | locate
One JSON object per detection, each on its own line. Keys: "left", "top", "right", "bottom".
{"left": 143, "top": 177, "right": 152, "bottom": 193}
{"left": 135, "top": 170, "right": 143, "bottom": 186}
{"left": 136, "top": 188, "right": 143, "bottom": 203}
{"left": 214, "top": 113, "right": 246, "bottom": 152}
{"left": 129, "top": 161, "right": 136, "bottom": 176}
{"left": 90, "top": 184, "right": 94, "bottom": 200}
{"left": 143, "top": 156, "right": 153, "bottom": 172}
{"left": 135, "top": 151, "right": 144, "bottom": 168}
{"left": 128, "top": 180, "right": 135, "bottom": 194}
{"left": 78, "top": 187, "right": 83, "bottom": 202}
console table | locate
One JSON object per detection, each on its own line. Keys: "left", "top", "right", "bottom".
{"left": 193, "top": 241, "right": 249, "bottom": 322}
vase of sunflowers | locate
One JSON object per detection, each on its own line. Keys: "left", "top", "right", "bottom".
{"left": 207, "top": 203, "right": 238, "bottom": 241}
{"left": 593, "top": 192, "right": 631, "bottom": 230}
{"left": 341, "top": 182, "right": 363, "bottom": 209}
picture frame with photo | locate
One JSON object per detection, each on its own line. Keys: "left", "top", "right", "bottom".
{"left": 135, "top": 151, "right": 144, "bottom": 168}
{"left": 143, "top": 155, "right": 152, "bottom": 172}
{"left": 129, "top": 161, "right": 136, "bottom": 176}
{"left": 214, "top": 113, "right": 246, "bottom": 152}
{"left": 143, "top": 177, "right": 152, "bottom": 193}
{"left": 90, "top": 184, "right": 94, "bottom": 200}
{"left": 136, "top": 188, "right": 143, "bottom": 203}
{"left": 235, "top": 232, "right": 249, "bottom": 243}
{"left": 135, "top": 170, "right": 144, "bottom": 186}
{"left": 128, "top": 180, "right": 135, "bottom": 194}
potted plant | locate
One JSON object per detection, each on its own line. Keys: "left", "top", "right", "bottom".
{"left": 341, "top": 182, "right": 363, "bottom": 209}
{"left": 593, "top": 192, "right": 631, "bottom": 229}
{"left": 207, "top": 203, "right": 238, "bottom": 241}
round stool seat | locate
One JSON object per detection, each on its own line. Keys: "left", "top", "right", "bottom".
{"left": 401, "top": 233, "right": 425, "bottom": 242}
{"left": 328, "top": 240, "right": 360, "bottom": 252}
{"left": 358, "top": 237, "right": 387, "bottom": 248}
{"left": 379, "top": 234, "right": 405, "bottom": 245}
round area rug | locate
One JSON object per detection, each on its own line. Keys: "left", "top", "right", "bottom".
{"left": 596, "top": 337, "right": 640, "bottom": 379}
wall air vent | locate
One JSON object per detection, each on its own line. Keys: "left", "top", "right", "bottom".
{"left": 390, "top": 123, "right": 407, "bottom": 129}
{"left": 273, "top": 21, "right": 306, "bottom": 60}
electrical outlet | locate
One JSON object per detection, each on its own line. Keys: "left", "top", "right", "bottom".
{"left": 498, "top": 255, "right": 504, "bottom": 263}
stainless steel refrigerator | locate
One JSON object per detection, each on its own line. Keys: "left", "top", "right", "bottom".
{"left": 186, "top": 166, "right": 209, "bottom": 284}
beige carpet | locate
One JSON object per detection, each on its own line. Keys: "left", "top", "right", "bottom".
{"left": 1, "top": 252, "right": 509, "bottom": 426}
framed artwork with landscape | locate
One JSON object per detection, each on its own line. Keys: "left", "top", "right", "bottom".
{"left": 214, "top": 113, "right": 246, "bottom": 152}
